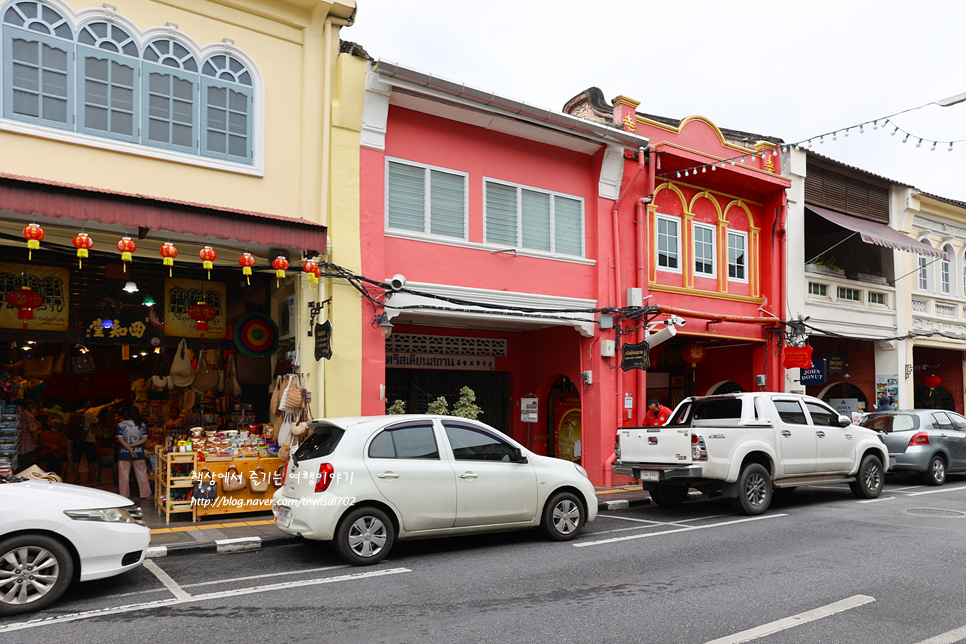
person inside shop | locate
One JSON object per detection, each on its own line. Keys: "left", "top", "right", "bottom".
{"left": 37, "top": 416, "right": 69, "bottom": 476}
{"left": 69, "top": 396, "right": 123, "bottom": 485}
{"left": 13, "top": 399, "right": 39, "bottom": 470}
{"left": 875, "top": 395, "right": 894, "bottom": 412}
{"left": 644, "top": 397, "right": 673, "bottom": 426}
{"left": 116, "top": 405, "right": 152, "bottom": 500}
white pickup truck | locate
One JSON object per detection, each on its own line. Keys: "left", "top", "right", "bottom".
{"left": 612, "top": 393, "right": 891, "bottom": 515}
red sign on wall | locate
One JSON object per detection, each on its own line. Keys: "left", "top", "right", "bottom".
{"left": 783, "top": 345, "right": 814, "bottom": 370}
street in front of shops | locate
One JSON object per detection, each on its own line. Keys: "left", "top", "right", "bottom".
{"left": 2, "top": 476, "right": 963, "bottom": 644}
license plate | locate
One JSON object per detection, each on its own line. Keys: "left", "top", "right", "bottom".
{"left": 639, "top": 470, "right": 660, "bottom": 482}
{"left": 276, "top": 505, "right": 292, "bottom": 528}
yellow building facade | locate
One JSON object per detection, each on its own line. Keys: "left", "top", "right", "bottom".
{"left": 0, "top": 0, "right": 366, "bottom": 416}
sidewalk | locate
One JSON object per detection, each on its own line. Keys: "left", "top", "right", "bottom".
{"left": 143, "top": 484, "right": 655, "bottom": 558}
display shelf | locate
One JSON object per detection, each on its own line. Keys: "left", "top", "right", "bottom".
{"left": 155, "top": 447, "right": 198, "bottom": 524}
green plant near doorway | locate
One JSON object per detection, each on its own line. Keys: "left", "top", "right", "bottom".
{"left": 427, "top": 396, "right": 449, "bottom": 415}
{"left": 453, "top": 386, "right": 483, "bottom": 420}
{"left": 386, "top": 399, "right": 406, "bottom": 415}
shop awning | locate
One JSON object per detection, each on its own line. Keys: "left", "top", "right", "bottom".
{"left": 806, "top": 204, "right": 947, "bottom": 260}
{"left": 0, "top": 174, "right": 326, "bottom": 253}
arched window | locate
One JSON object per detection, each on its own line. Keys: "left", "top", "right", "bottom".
{"left": 918, "top": 238, "right": 933, "bottom": 292}
{"left": 76, "top": 20, "right": 138, "bottom": 141}
{"left": 941, "top": 244, "right": 954, "bottom": 295}
{"left": 142, "top": 38, "right": 198, "bottom": 153}
{"left": 2, "top": 0, "right": 73, "bottom": 128}
{"left": 200, "top": 53, "right": 252, "bottom": 162}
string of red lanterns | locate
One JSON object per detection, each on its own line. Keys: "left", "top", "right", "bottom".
{"left": 72, "top": 232, "right": 93, "bottom": 268}
{"left": 159, "top": 242, "right": 178, "bottom": 276}
{"left": 23, "top": 224, "right": 44, "bottom": 261}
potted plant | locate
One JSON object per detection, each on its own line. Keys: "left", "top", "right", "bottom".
{"left": 805, "top": 256, "right": 845, "bottom": 277}
{"left": 849, "top": 270, "right": 888, "bottom": 285}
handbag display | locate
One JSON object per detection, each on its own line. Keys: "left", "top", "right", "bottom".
{"left": 71, "top": 352, "right": 96, "bottom": 375}
{"left": 22, "top": 356, "right": 54, "bottom": 380}
{"left": 51, "top": 348, "right": 66, "bottom": 375}
{"left": 225, "top": 354, "right": 242, "bottom": 397}
{"left": 170, "top": 339, "right": 194, "bottom": 388}
{"left": 193, "top": 350, "right": 220, "bottom": 393}
{"left": 192, "top": 468, "right": 218, "bottom": 502}
{"left": 236, "top": 355, "right": 271, "bottom": 385}
{"left": 248, "top": 466, "right": 269, "bottom": 493}
{"left": 273, "top": 464, "right": 286, "bottom": 488}
{"left": 222, "top": 465, "right": 246, "bottom": 492}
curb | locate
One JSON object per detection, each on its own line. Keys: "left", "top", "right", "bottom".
{"left": 146, "top": 534, "right": 301, "bottom": 558}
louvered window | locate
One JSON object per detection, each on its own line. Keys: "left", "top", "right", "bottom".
{"left": 386, "top": 159, "right": 467, "bottom": 239}
{"left": 484, "top": 180, "right": 584, "bottom": 257}
{"left": 804, "top": 165, "right": 889, "bottom": 222}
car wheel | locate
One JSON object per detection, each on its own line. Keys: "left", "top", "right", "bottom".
{"left": 649, "top": 484, "right": 690, "bottom": 508}
{"left": 921, "top": 455, "right": 946, "bottom": 486}
{"left": 729, "top": 463, "right": 772, "bottom": 516}
{"left": 0, "top": 534, "right": 74, "bottom": 616}
{"left": 540, "top": 492, "right": 585, "bottom": 541}
{"left": 849, "top": 454, "right": 884, "bottom": 499}
{"left": 334, "top": 507, "right": 395, "bottom": 566}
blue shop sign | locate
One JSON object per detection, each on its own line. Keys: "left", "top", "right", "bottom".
{"left": 800, "top": 358, "right": 826, "bottom": 385}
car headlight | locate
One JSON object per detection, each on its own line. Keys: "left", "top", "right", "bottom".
{"left": 574, "top": 463, "right": 588, "bottom": 479}
{"left": 65, "top": 507, "right": 144, "bottom": 525}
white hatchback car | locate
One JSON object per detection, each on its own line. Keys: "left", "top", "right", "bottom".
{"left": 272, "top": 415, "right": 598, "bottom": 565}
{"left": 0, "top": 478, "right": 151, "bottom": 616}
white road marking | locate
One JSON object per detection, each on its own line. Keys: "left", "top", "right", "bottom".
{"left": 890, "top": 484, "right": 926, "bottom": 492}
{"left": 857, "top": 496, "right": 896, "bottom": 504}
{"left": 0, "top": 567, "right": 411, "bottom": 633}
{"left": 912, "top": 623, "right": 966, "bottom": 644}
{"left": 106, "top": 564, "right": 352, "bottom": 600}
{"left": 907, "top": 486, "right": 966, "bottom": 496}
{"left": 703, "top": 594, "right": 875, "bottom": 644}
{"left": 595, "top": 515, "right": 668, "bottom": 525}
{"left": 597, "top": 513, "right": 721, "bottom": 525}
{"left": 142, "top": 559, "right": 190, "bottom": 601}
{"left": 575, "top": 514, "right": 787, "bottom": 547}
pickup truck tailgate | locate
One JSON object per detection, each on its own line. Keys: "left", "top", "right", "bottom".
{"left": 619, "top": 426, "right": 693, "bottom": 465}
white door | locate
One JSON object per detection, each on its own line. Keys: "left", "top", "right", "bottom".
{"left": 442, "top": 421, "right": 538, "bottom": 527}
{"left": 365, "top": 421, "right": 457, "bottom": 532}
{"left": 805, "top": 401, "right": 855, "bottom": 473}
{"left": 773, "top": 399, "right": 816, "bottom": 474}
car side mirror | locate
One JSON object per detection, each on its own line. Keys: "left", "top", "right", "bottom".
{"left": 837, "top": 415, "right": 852, "bottom": 428}
{"left": 512, "top": 447, "right": 529, "bottom": 464}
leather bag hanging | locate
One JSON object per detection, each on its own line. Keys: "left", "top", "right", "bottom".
{"left": 248, "top": 466, "right": 269, "bottom": 493}
{"left": 224, "top": 354, "right": 242, "bottom": 397}
{"left": 222, "top": 465, "right": 246, "bottom": 492}
{"left": 192, "top": 468, "right": 218, "bottom": 502}
{"left": 22, "top": 356, "right": 54, "bottom": 380}
{"left": 170, "top": 339, "right": 195, "bottom": 388}
{"left": 51, "top": 343, "right": 67, "bottom": 375}
{"left": 70, "top": 351, "right": 96, "bottom": 375}
{"left": 193, "top": 349, "right": 220, "bottom": 393}
{"left": 236, "top": 354, "right": 271, "bottom": 385}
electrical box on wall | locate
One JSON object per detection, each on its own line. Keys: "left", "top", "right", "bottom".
{"left": 278, "top": 295, "right": 297, "bottom": 340}
{"left": 581, "top": 370, "right": 593, "bottom": 385}
{"left": 601, "top": 340, "right": 616, "bottom": 357}
{"left": 756, "top": 374, "right": 767, "bottom": 387}
{"left": 626, "top": 287, "right": 643, "bottom": 308}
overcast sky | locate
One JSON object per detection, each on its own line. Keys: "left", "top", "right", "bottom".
{"left": 345, "top": 0, "right": 966, "bottom": 202}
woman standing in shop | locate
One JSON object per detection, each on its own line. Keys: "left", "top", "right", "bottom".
{"left": 116, "top": 406, "right": 152, "bottom": 500}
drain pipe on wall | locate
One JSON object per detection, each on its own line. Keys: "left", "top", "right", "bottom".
{"left": 603, "top": 147, "right": 646, "bottom": 488}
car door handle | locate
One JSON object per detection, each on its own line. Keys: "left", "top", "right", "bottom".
{"left": 459, "top": 472, "right": 478, "bottom": 479}
{"left": 781, "top": 430, "right": 791, "bottom": 438}
{"left": 377, "top": 472, "right": 399, "bottom": 479}
{"left": 816, "top": 431, "right": 825, "bottom": 438}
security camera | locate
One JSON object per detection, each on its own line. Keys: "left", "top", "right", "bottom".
{"left": 667, "top": 315, "right": 686, "bottom": 328}
{"left": 798, "top": 314, "right": 810, "bottom": 323}
{"left": 389, "top": 274, "right": 407, "bottom": 291}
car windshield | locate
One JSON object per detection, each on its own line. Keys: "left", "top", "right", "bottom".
{"left": 668, "top": 398, "right": 742, "bottom": 426}
{"left": 294, "top": 424, "right": 345, "bottom": 460}
{"left": 859, "top": 414, "right": 919, "bottom": 432}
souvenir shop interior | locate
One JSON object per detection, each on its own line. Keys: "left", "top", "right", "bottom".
{"left": 1, "top": 222, "right": 316, "bottom": 518}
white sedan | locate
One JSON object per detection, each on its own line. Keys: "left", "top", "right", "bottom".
{"left": 272, "top": 415, "right": 598, "bottom": 565}
{"left": 0, "top": 478, "right": 151, "bottom": 616}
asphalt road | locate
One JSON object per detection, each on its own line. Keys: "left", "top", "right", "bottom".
{"left": 2, "top": 475, "right": 965, "bottom": 644}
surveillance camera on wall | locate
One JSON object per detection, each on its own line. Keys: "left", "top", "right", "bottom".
{"left": 389, "top": 274, "right": 407, "bottom": 291}
{"left": 665, "top": 316, "right": 686, "bottom": 327}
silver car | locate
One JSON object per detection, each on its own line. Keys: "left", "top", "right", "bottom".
{"left": 859, "top": 410, "right": 966, "bottom": 485}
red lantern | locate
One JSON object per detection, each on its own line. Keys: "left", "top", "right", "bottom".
{"left": 238, "top": 252, "right": 256, "bottom": 285}
{"left": 782, "top": 346, "right": 814, "bottom": 370}
{"left": 159, "top": 242, "right": 178, "bottom": 277}
{"left": 272, "top": 256, "right": 289, "bottom": 287}
{"left": 188, "top": 301, "right": 218, "bottom": 339}
{"left": 117, "top": 237, "right": 136, "bottom": 272}
{"left": 199, "top": 246, "right": 217, "bottom": 280}
{"left": 6, "top": 287, "right": 45, "bottom": 331}
{"left": 302, "top": 260, "right": 319, "bottom": 285}
{"left": 924, "top": 374, "right": 942, "bottom": 395}
{"left": 72, "top": 232, "right": 93, "bottom": 269}
{"left": 23, "top": 224, "right": 44, "bottom": 261}
{"left": 681, "top": 343, "right": 705, "bottom": 381}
